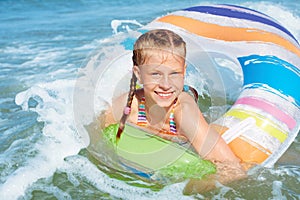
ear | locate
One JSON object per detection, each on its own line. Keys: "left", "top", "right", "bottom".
{"left": 133, "top": 65, "right": 143, "bottom": 84}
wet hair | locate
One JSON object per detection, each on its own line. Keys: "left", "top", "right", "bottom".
{"left": 132, "top": 29, "right": 186, "bottom": 66}
{"left": 116, "top": 29, "right": 188, "bottom": 138}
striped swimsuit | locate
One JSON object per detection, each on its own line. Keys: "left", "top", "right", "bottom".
{"left": 137, "top": 96, "right": 177, "bottom": 134}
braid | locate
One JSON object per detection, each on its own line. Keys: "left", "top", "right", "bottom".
{"left": 127, "top": 73, "right": 138, "bottom": 107}
{"left": 116, "top": 72, "right": 137, "bottom": 139}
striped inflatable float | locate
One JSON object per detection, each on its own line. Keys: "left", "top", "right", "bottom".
{"left": 116, "top": 4, "right": 300, "bottom": 168}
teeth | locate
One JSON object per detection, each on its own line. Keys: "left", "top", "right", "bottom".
{"left": 158, "top": 93, "right": 172, "bottom": 97}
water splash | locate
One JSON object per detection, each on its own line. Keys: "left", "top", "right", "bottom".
{"left": 111, "top": 20, "right": 144, "bottom": 34}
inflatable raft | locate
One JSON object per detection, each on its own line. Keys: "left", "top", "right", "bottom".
{"left": 91, "top": 4, "right": 300, "bottom": 181}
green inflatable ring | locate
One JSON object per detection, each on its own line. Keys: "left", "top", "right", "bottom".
{"left": 102, "top": 123, "right": 216, "bottom": 182}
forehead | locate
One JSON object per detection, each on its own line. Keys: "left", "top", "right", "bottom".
{"left": 142, "top": 49, "right": 185, "bottom": 67}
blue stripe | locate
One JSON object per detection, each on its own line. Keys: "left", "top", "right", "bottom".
{"left": 183, "top": 5, "right": 298, "bottom": 44}
{"left": 238, "top": 55, "right": 300, "bottom": 106}
{"left": 220, "top": 4, "right": 270, "bottom": 18}
{"left": 121, "top": 162, "right": 153, "bottom": 179}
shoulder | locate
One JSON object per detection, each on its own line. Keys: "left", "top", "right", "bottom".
{"left": 174, "top": 92, "right": 208, "bottom": 139}
{"left": 174, "top": 92, "right": 203, "bottom": 122}
{"left": 177, "top": 92, "right": 198, "bottom": 110}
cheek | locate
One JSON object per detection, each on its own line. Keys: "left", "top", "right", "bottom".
{"left": 141, "top": 76, "right": 155, "bottom": 86}
{"left": 174, "top": 78, "right": 184, "bottom": 89}
{"left": 143, "top": 82, "right": 157, "bottom": 91}
{"left": 139, "top": 73, "right": 152, "bottom": 85}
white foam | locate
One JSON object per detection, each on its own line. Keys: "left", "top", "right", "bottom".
{"left": 0, "top": 79, "right": 85, "bottom": 199}
{"left": 2, "top": 2, "right": 299, "bottom": 199}
{"left": 272, "top": 181, "right": 286, "bottom": 199}
{"left": 59, "top": 155, "right": 193, "bottom": 200}
{"left": 111, "top": 19, "right": 144, "bottom": 34}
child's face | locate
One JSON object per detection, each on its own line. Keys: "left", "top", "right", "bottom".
{"left": 134, "top": 50, "right": 186, "bottom": 108}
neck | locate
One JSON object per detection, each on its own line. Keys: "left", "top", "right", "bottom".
{"left": 145, "top": 98, "right": 171, "bottom": 126}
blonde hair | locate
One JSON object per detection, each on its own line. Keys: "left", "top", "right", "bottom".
{"left": 116, "top": 29, "right": 187, "bottom": 138}
{"left": 133, "top": 29, "right": 186, "bottom": 66}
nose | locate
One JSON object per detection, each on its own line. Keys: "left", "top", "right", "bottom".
{"left": 158, "top": 75, "right": 171, "bottom": 89}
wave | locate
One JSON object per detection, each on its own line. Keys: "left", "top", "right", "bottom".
{"left": 1, "top": 1, "right": 299, "bottom": 199}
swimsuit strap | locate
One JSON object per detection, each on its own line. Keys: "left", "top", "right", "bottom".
{"left": 137, "top": 96, "right": 177, "bottom": 134}
{"left": 137, "top": 97, "right": 147, "bottom": 126}
{"left": 169, "top": 104, "right": 177, "bottom": 134}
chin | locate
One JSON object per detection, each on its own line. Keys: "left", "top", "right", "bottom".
{"left": 153, "top": 95, "right": 176, "bottom": 108}
{"left": 156, "top": 102, "right": 173, "bottom": 108}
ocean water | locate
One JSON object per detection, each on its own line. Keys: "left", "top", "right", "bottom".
{"left": 1, "top": 0, "right": 299, "bottom": 199}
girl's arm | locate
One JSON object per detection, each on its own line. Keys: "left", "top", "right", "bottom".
{"left": 177, "top": 94, "right": 247, "bottom": 194}
{"left": 176, "top": 94, "right": 240, "bottom": 164}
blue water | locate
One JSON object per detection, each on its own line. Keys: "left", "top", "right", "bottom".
{"left": 1, "top": 0, "right": 299, "bottom": 199}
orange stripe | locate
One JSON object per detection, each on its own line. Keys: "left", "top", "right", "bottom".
{"left": 213, "top": 124, "right": 269, "bottom": 164}
{"left": 157, "top": 15, "right": 300, "bottom": 57}
{"left": 228, "top": 137, "right": 269, "bottom": 164}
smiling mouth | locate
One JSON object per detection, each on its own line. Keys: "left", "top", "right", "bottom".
{"left": 155, "top": 91, "right": 174, "bottom": 98}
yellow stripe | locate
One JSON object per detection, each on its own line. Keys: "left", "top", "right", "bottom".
{"left": 225, "top": 109, "right": 288, "bottom": 142}
{"left": 157, "top": 15, "right": 300, "bottom": 57}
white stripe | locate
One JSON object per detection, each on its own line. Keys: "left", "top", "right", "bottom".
{"left": 222, "top": 117, "right": 256, "bottom": 143}
{"left": 165, "top": 10, "right": 299, "bottom": 48}
{"left": 240, "top": 86, "right": 300, "bottom": 120}
{"left": 232, "top": 103, "right": 290, "bottom": 133}
{"left": 213, "top": 4, "right": 276, "bottom": 21}
{"left": 215, "top": 115, "right": 282, "bottom": 153}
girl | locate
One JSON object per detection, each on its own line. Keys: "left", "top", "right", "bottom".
{"left": 105, "top": 29, "right": 241, "bottom": 165}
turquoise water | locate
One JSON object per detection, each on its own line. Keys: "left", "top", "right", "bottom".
{"left": 1, "top": 0, "right": 299, "bottom": 199}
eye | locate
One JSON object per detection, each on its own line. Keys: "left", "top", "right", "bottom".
{"left": 151, "top": 72, "right": 161, "bottom": 79}
{"left": 170, "top": 71, "right": 182, "bottom": 78}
